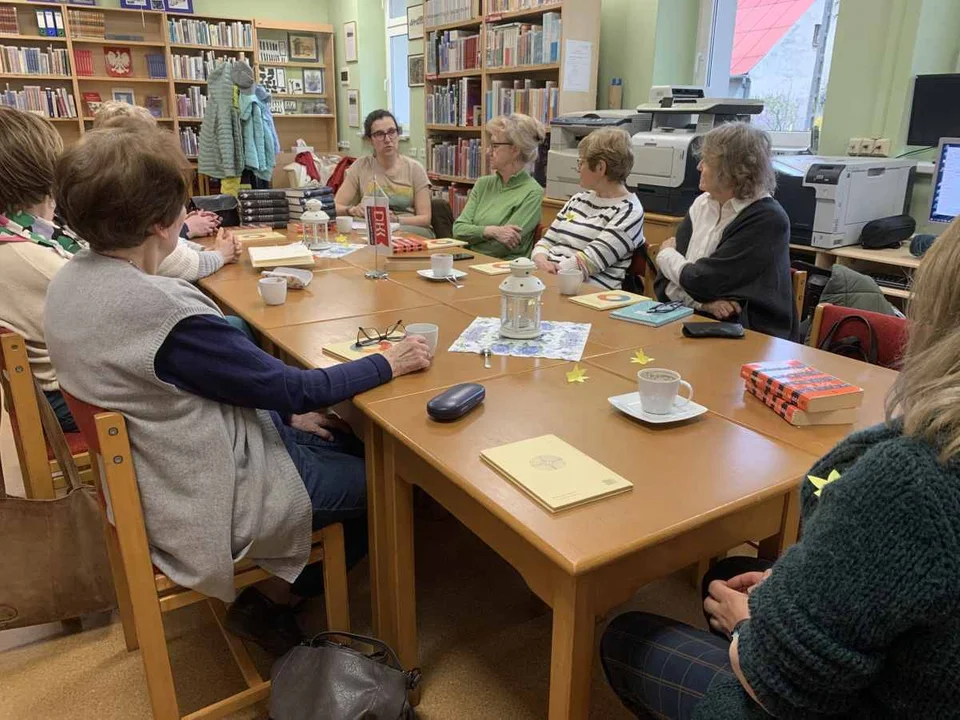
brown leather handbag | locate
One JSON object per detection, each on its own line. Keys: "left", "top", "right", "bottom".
{"left": 0, "top": 382, "right": 115, "bottom": 630}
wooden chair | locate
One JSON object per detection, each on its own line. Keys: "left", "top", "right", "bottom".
{"left": 0, "top": 328, "right": 91, "bottom": 499}
{"left": 808, "top": 303, "right": 909, "bottom": 369}
{"left": 62, "top": 391, "right": 351, "bottom": 720}
{"left": 790, "top": 269, "right": 807, "bottom": 322}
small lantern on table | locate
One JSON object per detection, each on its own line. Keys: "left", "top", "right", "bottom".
{"left": 301, "top": 198, "right": 330, "bottom": 249}
{"left": 499, "top": 257, "right": 545, "bottom": 339}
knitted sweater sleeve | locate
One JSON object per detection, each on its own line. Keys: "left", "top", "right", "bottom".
{"left": 736, "top": 439, "right": 960, "bottom": 718}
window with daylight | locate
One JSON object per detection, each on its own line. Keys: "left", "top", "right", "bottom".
{"left": 696, "top": 0, "right": 840, "bottom": 145}
{"left": 386, "top": 2, "right": 411, "bottom": 134}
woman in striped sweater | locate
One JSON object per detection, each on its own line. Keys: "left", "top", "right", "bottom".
{"left": 532, "top": 127, "right": 645, "bottom": 289}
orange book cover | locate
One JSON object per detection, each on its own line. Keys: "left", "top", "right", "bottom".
{"left": 744, "top": 379, "right": 860, "bottom": 427}
{"left": 740, "top": 360, "right": 863, "bottom": 413}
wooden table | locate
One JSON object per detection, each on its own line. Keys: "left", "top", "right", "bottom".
{"left": 196, "top": 224, "right": 895, "bottom": 720}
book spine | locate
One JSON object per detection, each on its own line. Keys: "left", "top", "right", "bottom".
{"left": 744, "top": 380, "right": 799, "bottom": 424}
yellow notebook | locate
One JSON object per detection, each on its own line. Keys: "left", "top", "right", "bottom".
{"left": 470, "top": 261, "right": 513, "bottom": 276}
{"left": 568, "top": 291, "right": 650, "bottom": 311}
{"left": 322, "top": 338, "right": 401, "bottom": 362}
{"left": 248, "top": 244, "right": 315, "bottom": 268}
{"left": 480, "top": 434, "right": 632, "bottom": 513}
{"left": 424, "top": 237, "right": 469, "bottom": 250}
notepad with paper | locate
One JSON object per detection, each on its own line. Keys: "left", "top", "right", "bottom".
{"left": 480, "top": 434, "right": 632, "bottom": 512}
{"left": 610, "top": 300, "right": 694, "bottom": 327}
{"left": 248, "top": 244, "right": 315, "bottom": 268}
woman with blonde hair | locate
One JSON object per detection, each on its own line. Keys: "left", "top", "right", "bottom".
{"left": 452, "top": 113, "right": 546, "bottom": 259}
{"left": 653, "top": 121, "right": 795, "bottom": 339}
{"left": 600, "top": 223, "right": 960, "bottom": 719}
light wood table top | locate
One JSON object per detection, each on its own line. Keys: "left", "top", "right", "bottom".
{"left": 586, "top": 331, "right": 898, "bottom": 457}
{"left": 363, "top": 362, "right": 817, "bottom": 574}
{"left": 266, "top": 304, "right": 615, "bottom": 405}
{"left": 200, "top": 266, "right": 436, "bottom": 330}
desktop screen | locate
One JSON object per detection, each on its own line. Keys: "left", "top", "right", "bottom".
{"left": 929, "top": 140, "right": 960, "bottom": 224}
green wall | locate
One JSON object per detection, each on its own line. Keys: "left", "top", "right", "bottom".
{"left": 597, "top": 0, "right": 659, "bottom": 110}
{"left": 650, "top": 0, "right": 699, "bottom": 89}
{"left": 98, "top": 0, "right": 328, "bottom": 22}
{"left": 405, "top": 0, "right": 424, "bottom": 162}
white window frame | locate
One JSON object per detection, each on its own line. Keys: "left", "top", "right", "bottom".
{"left": 385, "top": 1, "right": 411, "bottom": 139}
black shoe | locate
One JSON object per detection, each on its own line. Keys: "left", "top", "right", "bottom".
{"left": 224, "top": 587, "right": 304, "bottom": 656}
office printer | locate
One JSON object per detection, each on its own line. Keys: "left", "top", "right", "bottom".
{"left": 627, "top": 97, "right": 764, "bottom": 216}
{"left": 773, "top": 156, "right": 915, "bottom": 249}
{"left": 545, "top": 110, "right": 651, "bottom": 199}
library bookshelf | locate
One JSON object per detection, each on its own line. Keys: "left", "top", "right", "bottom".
{"left": 423, "top": 0, "right": 600, "bottom": 214}
{"left": 0, "top": 0, "right": 337, "bottom": 189}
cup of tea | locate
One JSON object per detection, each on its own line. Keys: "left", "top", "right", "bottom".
{"left": 558, "top": 269, "right": 581, "bottom": 296}
{"left": 336, "top": 216, "right": 353, "bottom": 235}
{"left": 431, "top": 253, "right": 454, "bottom": 278}
{"left": 637, "top": 368, "right": 694, "bottom": 415}
{"left": 405, "top": 322, "right": 439, "bottom": 354}
{"left": 258, "top": 276, "right": 288, "bottom": 306}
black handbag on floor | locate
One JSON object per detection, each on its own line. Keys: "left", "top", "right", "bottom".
{"left": 269, "top": 632, "right": 421, "bottom": 720}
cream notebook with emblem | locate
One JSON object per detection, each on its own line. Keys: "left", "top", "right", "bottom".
{"left": 480, "top": 434, "right": 632, "bottom": 512}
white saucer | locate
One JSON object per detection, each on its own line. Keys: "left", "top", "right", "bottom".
{"left": 608, "top": 392, "right": 708, "bottom": 424}
{"left": 417, "top": 268, "right": 468, "bottom": 282}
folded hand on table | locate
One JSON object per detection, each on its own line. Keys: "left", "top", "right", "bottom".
{"left": 381, "top": 336, "right": 433, "bottom": 377}
{"left": 701, "top": 299, "right": 742, "bottom": 320}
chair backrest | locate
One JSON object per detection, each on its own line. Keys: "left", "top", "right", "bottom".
{"left": 61, "top": 390, "right": 105, "bottom": 456}
{"left": 790, "top": 269, "right": 807, "bottom": 322}
{"left": 0, "top": 328, "right": 55, "bottom": 498}
{"left": 809, "top": 303, "right": 909, "bottom": 369}
{"left": 623, "top": 245, "right": 651, "bottom": 295}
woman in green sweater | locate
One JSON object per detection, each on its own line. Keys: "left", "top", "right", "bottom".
{"left": 452, "top": 113, "right": 545, "bottom": 259}
{"left": 600, "top": 221, "right": 960, "bottom": 719}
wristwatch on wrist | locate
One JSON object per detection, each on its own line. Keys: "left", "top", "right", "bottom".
{"left": 732, "top": 618, "right": 750, "bottom": 642}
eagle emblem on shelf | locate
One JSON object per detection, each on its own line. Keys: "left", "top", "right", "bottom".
{"left": 103, "top": 47, "right": 132, "bottom": 77}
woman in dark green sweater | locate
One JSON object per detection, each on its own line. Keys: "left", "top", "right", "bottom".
{"left": 601, "top": 221, "right": 960, "bottom": 719}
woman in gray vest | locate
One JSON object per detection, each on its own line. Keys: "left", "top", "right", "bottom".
{"left": 44, "top": 126, "right": 433, "bottom": 655}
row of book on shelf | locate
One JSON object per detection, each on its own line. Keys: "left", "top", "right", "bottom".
{"left": 486, "top": 0, "right": 562, "bottom": 14}
{"left": 0, "top": 7, "right": 18, "bottom": 35}
{"left": 179, "top": 127, "right": 198, "bottom": 158}
{"left": 167, "top": 19, "right": 253, "bottom": 49}
{"left": 485, "top": 79, "right": 558, "bottom": 124}
{"left": 0, "top": 46, "right": 70, "bottom": 76}
{"left": 0, "top": 85, "right": 76, "bottom": 118}
{"left": 26, "top": 8, "right": 67, "bottom": 37}
{"left": 486, "top": 13, "right": 560, "bottom": 67}
{"left": 426, "top": 77, "right": 481, "bottom": 127}
{"left": 176, "top": 86, "right": 206, "bottom": 118}
{"left": 426, "top": 30, "right": 481, "bottom": 75}
{"left": 424, "top": 0, "right": 479, "bottom": 28}
{"left": 430, "top": 185, "right": 470, "bottom": 220}
{"left": 81, "top": 91, "right": 163, "bottom": 119}
{"left": 67, "top": 9, "right": 106, "bottom": 39}
{"left": 428, "top": 137, "right": 482, "bottom": 180}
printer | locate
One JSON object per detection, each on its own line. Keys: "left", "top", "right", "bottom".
{"left": 627, "top": 96, "right": 764, "bottom": 216}
{"left": 545, "top": 110, "right": 652, "bottom": 199}
{"left": 773, "top": 156, "right": 915, "bottom": 249}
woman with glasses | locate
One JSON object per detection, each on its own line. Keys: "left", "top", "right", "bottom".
{"left": 653, "top": 122, "right": 796, "bottom": 340}
{"left": 451, "top": 113, "right": 546, "bottom": 259}
{"left": 532, "top": 127, "right": 645, "bottom": 289}
{"left": 335, "top": 109, "right": 434, "bottom": 237}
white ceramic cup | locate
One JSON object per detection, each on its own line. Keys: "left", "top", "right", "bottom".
{"left": 336, "top": 216, "right": 353, "bottom": 234}
{"left": 405, "top": 323, "right": 439, "bottom": 354}
{"left": 431, "top": 253, "right": 454, "bottom": 278}
{"left": 258, "top": 276, "right": 288, "bottom": 306}
{"left": 558, "top": 269, "right": 581, "bottom": 296}
{"left": 637, "top": 368, "right": 694, "bottom": 415}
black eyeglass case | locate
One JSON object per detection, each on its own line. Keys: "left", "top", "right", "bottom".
{"left": 682, "top": 322, "right": 745, "bottom": 339}
{"left": 427, "top": 383, "right": 486, "bottom": 422}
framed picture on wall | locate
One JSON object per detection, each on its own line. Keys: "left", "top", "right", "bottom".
{"left": 111, "top": 88, "right": 135, "bottom": 105}
{"left": 303, "top": 69, "right": 324, "bottom": 94}
{"left": 408, "top": 53, "right": 424, "bottom": 87}
{"left": 119, "top": 0, "right": 148, "bottom": 9}
{"left": 347, "top": 89, "right": 360, "bottom": 127}
{"left": 288, "top": 33, "right": 319, "bottom": 62}
{"left": 407, "top": 5, "right": 424, "bottom": 40}
{"left": 339, "top": 67, "right": 350, "bottom": 86}
{"left": 150, "top": 0, "right": 166, "bottom": 10}
{"left": 287, "top": 79, "right": 304, "bottom": 95}
{"left": 164, "top": 0, "right": 194, "bottom": 14}
{"left": 344, "top": 21, "right": 358, "bottom": 63}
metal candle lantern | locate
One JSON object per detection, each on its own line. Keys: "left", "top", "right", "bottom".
{"left": 499, "top": 257, "right": 545, "bottom": 339}
{"left": 300, "top": 198, "right": 330, "bottom": 249}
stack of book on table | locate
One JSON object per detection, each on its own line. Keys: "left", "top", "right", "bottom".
{"left": 239, "top": 189, "right": 290, "bottom": 229}
{"left": 286, "top": 186, "right": 335, "bottom": 222}
{"left": 740, "top": 360, "right": 864, "bottom": 427}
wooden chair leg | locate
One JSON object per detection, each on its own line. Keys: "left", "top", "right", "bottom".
{"left": 321, "top": 523, "right": 350, "bottom": 632}
{"left": 127, "top": 568, "right": 179, "bottom": 720}
{"left": 105, "top": 526, "right": 139, "bottom": 651}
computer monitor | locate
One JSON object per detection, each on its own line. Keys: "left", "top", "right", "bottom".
{"left": 928, "top": 138, "right": 960, "bottom": 225}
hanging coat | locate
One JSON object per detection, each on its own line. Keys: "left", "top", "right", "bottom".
{"left": 198, "top": 62, "right": 243, "bottom": 178}
{"left": 239, "top": 91, "right": 278, "bottom": 182}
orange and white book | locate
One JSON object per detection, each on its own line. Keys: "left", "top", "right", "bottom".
{"left": 480, "top": 434, "right": 632, "bottom": 513}
{"left": 469, "top": 260, "right": 513, "bottom": 275}
{"left": 390, "top": 236, "right": 428, "bottom": 253}
{"left": 568, "top": 290, "right": 650, "bottom": 311}
{"left": 740, "top": 360, "right": 864, "bottom": 413}
{"left": 744, "top": 380, "right": 860, "bottom": 427}
{"left": 424, "top": 237, "right": 469, "bottom": 250}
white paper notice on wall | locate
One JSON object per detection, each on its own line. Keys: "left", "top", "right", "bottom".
{"left": 562, "top": 40, "right": 593, "bottom": 93}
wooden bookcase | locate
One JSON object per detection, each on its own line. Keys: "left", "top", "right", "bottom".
{"left": 0, "top": 0, "right": 338, "bottom": 189}
{"left": 423, "top": 0, "right": 600, "bottom": 208}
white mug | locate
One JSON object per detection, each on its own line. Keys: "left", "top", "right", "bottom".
{"left": 405, "top": 322, "right": 439, "bottom": 354}
{"left": 558, "top": 269, "right": 581, "bottom": 296}
{"left": 258, "top": 276, "right": 288, "bottom": 306}
{"left": 431, "top": 253, "right": 454, "bottom": 278}
{"left": 336, "top": 216, "right": 353, "bottom": 234}
{"left": 637, "top": 368, "right": 694, "bottom": 415}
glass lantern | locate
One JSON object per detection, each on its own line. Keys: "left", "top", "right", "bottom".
{"left": 300, "top": 198, "right": 330, "bottom": 249}
{"left": 499, "top": 257, "right": 546, "bottom": 339}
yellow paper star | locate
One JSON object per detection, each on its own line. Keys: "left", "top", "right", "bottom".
{"left": 335, "top": 233, "right": 349, "bottom": 244}
{"left": 631, "top": 349, "right": 654, "bottom": 365}
{"left": 566, "top": 364, "right": 589, "bottom": 383}
{"left": 562, "top": 211, "right": 577, "bottom": 222}
{"left": 807, "top": 469, "right": 841, "bottom": 497}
